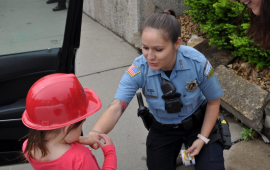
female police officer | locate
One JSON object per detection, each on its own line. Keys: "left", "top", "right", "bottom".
{"left": 80, "top": 9, "right": 224, "bottom": 170}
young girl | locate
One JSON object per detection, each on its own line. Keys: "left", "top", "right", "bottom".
{"left": 22, "top": 73, "right": 117, "bottom": 170}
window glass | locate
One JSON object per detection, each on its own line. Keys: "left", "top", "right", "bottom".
{"left": 0, "top": 0, "right": 68, "bottom": 55}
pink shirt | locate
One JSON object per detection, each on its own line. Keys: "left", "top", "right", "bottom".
{"left": 22, "top": 140, "right": 117, "bottom": 170}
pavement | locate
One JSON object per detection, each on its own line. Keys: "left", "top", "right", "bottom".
{"left": 1, "top": 12, "right": 270, "bottom": 170}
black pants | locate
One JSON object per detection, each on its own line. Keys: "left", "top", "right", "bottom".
{"left": 58, "top": 0, "right": 66, "bottom": 6}
{"left": 146, "top": 121, "right": 224, "bottom": 170}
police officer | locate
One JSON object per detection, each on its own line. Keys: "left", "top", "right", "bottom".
{"left": 80, "top": 9, "right": 224, "bottom": 170}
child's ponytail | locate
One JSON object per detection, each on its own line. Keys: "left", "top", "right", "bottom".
{"left": 23, "top": 129, "right": 49, "bottom": 161}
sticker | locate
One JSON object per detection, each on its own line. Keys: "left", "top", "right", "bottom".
{"left": 81, "top": 86, "right": 86, "bottom": 97}
{"left": 126, "top": 64, "right": 140, "bottom": 77}
{"left": 204, "top": 61, "right": 214, "bottom": 78}
{"left": 179, "top": 59, "right": 184, "bottom": 68}
{"left": 185, "top": 80, "right": 198, "bottom": 92}
{"left": 221, "top": 120, "right": 227, "bottom": 124}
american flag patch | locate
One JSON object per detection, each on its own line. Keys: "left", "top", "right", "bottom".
{"left": 126, "top": 64, "right": 140, "bottom": 77}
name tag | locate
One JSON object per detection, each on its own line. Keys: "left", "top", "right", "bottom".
{"left": 146, "top": 95, "right": 158, "bottom": 99}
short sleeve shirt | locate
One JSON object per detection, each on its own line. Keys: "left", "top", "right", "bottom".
{"left": 114, "top": 45, "right": 223, "bottom": 124}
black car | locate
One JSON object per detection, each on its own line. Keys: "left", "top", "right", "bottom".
{"left": 0, "top": 0, "right": 83, "bottom": 166}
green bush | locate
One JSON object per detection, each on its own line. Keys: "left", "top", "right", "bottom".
{"left": 184, "top": 0, "right": 270, "bottom": 68}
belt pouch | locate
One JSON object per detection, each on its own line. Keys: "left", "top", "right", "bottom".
{"left": 181, "top": 116, "right": 193, "bottom": 131}
{"left": 200, "top": 100, "right": 207, "bottom": 111}
{"left": 138, "top": 110, "right": 153, "bottom": 130}
{"left": 192, "top": 108, "right": 204, "bottom": 125}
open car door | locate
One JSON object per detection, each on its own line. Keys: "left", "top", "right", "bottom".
{"left": 0, "top": 0, "right": 83, "bottom": 166}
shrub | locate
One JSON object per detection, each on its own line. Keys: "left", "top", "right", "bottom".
{"left": 184, "top": 0, "right": 270, "bottom": 68}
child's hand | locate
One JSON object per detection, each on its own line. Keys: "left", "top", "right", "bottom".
{"left": 96, "top": 134, "right": 113, "bottom": 148}
{"left": 79, "top": 132, "right": 101, "bottom": 150}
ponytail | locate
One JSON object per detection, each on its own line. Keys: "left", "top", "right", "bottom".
{"left": 140, "top": 9, "right": 181, "bottom": 44}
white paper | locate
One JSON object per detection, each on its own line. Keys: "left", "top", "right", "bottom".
{"left": 180, "top": 150, "right": 195, "bottom": 166}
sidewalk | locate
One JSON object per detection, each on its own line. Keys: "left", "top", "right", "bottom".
{"left": 1, "top": 13, "right": 269, "bottom": 170}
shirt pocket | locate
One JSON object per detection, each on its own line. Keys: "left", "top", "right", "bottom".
{"left": 147, "top": 96, "right": 181, "bottom": 119}
{"left": 181, "top": 88, "right": 201, "bottom": 113}
{"left": 146, "top": 97, "right": 164, "bottom": 110}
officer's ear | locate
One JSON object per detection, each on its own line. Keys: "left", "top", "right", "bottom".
{"left": 174, "top": 37, "right": 181, "bottom": 50}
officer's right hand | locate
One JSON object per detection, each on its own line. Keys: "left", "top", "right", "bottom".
{"left": 186, "top": 138, "right": 205, "bottom": 157}
{"left": 79, "top": 132, "right": 101, "bottom": 150}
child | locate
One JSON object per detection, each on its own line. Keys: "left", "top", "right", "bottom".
{"left": 22, "top": 73, "right": 117, "bottom": 170}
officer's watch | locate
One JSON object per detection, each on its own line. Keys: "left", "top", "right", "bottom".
{"left": 197, "top": 134, "right": 210, "bottom": 144}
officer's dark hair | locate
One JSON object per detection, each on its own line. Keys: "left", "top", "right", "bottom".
{"left": 140, "top": 9, "right": 181, "bottom": 44}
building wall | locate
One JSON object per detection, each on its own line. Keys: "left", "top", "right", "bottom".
{"left": 83, "top": 0, "right": 189, "bottom": 48}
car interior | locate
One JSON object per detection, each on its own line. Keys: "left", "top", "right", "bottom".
{"left": 0, "top": 0, "right": 83, "bottom": 166}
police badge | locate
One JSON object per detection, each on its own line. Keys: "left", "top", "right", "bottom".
{"left": 185, "top": 80, "right": 198, "bottom": 92}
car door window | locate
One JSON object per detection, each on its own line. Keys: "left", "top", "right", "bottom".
{"left": 0, "top": 0, "right": 68, "bottom": 55}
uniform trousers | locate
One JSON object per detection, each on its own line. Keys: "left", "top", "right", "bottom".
{"left": 146, "top": 119, "right": 225, "bottom": 170}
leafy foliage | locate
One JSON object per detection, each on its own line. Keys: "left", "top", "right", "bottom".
{"left": 240, "top": 128, "right": 254, "bottom": 141}
{"left": 234, "top": 116, "right": 239, "bottom": 122}
{"left": 184, "top": 0, "right": 270, "bottom": 68}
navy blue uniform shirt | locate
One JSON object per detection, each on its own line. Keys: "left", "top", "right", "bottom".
{"left": 115, "top": 45, "right": 223, "bottom": 124}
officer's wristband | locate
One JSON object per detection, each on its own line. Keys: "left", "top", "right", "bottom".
{"left": 197, "top": 134, "right": 210, "bottom": 144}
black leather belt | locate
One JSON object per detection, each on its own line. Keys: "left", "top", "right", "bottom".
{"left": 152, "top": 116, "right": 184, "bottom": 129}
{"left": 152, "top": 100, "right": 207, "bottom": 130}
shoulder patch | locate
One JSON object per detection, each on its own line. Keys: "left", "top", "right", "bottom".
{"left": 204, "top": 61, "right": 214, "bottom": 78}
{"left": 126, "top": 64, "right": 141, "bottom": 77}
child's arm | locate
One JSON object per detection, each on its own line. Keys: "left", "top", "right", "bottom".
{"left": 96, "top": 134, "right": 117, "bottom": 170}
{"left": 101, "top": 145, "right": 117, "bottom": 170}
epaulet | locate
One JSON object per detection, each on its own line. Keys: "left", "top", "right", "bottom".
{"left": 180, "top": 45, "right": 206, "bottom": 63}
{"left": 133, "top": 54, "right": 147, "bottom": 65}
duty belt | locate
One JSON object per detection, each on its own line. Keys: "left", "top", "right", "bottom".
{"left": 152, "top": 116, "right": 184, "bottom": 129}
{"left": 152, "top": 100, "right": 207, "bottom": 131}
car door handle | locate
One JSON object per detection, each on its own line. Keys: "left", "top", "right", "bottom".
{"left": 0, "top": 98, "right": 25, "bottom": 120}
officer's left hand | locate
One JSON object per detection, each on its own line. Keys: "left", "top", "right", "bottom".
{"left": 186, "top": 138, "right": 205, "bottom": 157}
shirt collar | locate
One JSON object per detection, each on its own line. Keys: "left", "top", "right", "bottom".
{"left": 174, "top": 50, "right": 190, "bottom": 71}
{"left": 147, "top": 49, "right": 190, "bottom": 77}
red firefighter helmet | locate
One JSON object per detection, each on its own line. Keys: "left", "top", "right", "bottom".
{"left": 22, "top": 73, "right": 102, "bottom": 130}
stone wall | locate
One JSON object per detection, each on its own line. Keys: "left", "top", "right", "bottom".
{"left": 83, "top": 0, "right": 189, "bottom": 48}
{"left": 216, "top": 65, "right": 270, "bottom": 139}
